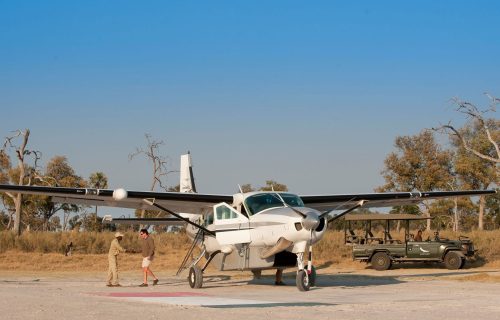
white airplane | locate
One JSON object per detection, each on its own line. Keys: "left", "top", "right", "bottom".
{"left": 0, "top": 153, "right": 495, "bottom": 291}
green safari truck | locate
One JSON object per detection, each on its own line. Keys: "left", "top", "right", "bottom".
{"left": 344, "top": 214, "right": 475, "bottom": 271}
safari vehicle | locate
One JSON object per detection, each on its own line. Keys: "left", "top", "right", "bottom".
{"left": 344, "top": 214, "right": 475, "bottom": 271}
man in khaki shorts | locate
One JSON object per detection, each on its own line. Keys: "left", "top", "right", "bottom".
{"left": 139, "top": 228, "right": 159, "bottom": 287}
{"left": 107, "top": 232, "right": 126, "bottom": 287}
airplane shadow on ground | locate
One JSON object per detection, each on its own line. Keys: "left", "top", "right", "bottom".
{"left": 153, "top": 262, "right": 497, "bottom": 289}
{"left": 247, "top": 271, "right": 403, "bottom": 288}
{"left": 242, "top": 267, "right": 497, "bottom": 289}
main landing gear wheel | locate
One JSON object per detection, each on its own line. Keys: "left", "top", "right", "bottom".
{"left": 371, "top": 252, "right": 392, "bottom": 271}
{"left": 309, "top": 265, "right": 317, "bottom": 287}
{"left": 296, "top": 270, "right": 310, "bottom": 292}
{"left": 188, "top": 266, "right": 203, "bottom": 288}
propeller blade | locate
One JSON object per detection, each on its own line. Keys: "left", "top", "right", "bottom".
{"left": 271, "top": 193, "right": 306, "bottom": 218}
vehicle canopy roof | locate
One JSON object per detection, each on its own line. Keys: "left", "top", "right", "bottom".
{"left": 344, "top": 213, "right": 433, "bottom": 221}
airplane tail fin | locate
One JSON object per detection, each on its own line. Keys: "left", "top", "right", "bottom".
{"left": 180, "top": 152, "right": 197, "bottom": 193}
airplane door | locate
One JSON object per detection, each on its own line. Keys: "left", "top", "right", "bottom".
{"left": 214, "top": 203, "right": 251, "bottom": 245}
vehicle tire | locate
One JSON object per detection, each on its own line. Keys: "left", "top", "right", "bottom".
{"left": 188, "top": 266, "right": 203, "bottom": 288}
{"left": 459, "top": 258, "right": 466, "bottom": 269}
{"left": 371, "top": 252, "right": 392, "bottom": 271}
{"left": 309, "top": 265, "right": 317, "bottom": 287}
{"left": 444, "top": 251, "right": 462, "bottom": 270}
{"left": 296, "top": 270, "right": 310, "bottom": 291}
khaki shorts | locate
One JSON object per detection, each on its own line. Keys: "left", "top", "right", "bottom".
{"left": 142, "top": 256, "right": 154, "bottom": 268}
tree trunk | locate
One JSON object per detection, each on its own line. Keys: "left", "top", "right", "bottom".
{"left": 478, "top": 195, "right": 485, "bottom": 230}
{"left": 12, "top": 129, "right": 29, "bottom": 236}
{"left": 453, "top": 197, "right": 459, "bottom": 232}
{"left": 13, "top": 193, "right": 22, "bottom": 236}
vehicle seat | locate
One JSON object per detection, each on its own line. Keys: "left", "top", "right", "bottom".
{"left": 385, "top": 231, "right": 402, "bottom": 244}
{"left": 367, "top": 231, "right": 383, "bottom": 244}
{"left": 346, "top": 229, "right": 360, "bottom": 244}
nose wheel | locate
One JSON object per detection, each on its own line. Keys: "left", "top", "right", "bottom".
{"left": 188, "top": 266, "right": 203, "bottom": 288}
{"left": 295, "top": 252, "right": 316, "bottom": 291}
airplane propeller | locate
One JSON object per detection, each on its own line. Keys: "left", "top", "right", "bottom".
{"left": 301, "top": 211, "right": 321, "bottom": 231}
{"left": 271, "top": 193, "right": 320, "bottom": 231}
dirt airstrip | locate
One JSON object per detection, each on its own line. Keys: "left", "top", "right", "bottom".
{"left": 1, "top": 263, "right": 500, "bottom": 320}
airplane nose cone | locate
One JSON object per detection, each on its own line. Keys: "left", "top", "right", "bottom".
{"left": 301, "top": 212, "right": 320, "bottom": 231}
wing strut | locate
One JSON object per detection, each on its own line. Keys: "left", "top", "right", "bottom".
{"left": 143, "top": 199, "right": 215, "bottom": 236}
{"left": 322, "top": 200, "right": 366, "bottom": 223}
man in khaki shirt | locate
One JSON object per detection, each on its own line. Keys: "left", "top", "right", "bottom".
{"left": 107, "top": 232, "right": 126, "bottom": 287}
{"left": 139, "top": 228, "right": 159, "bottom": 287}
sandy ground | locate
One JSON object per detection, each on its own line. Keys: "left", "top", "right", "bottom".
{"left": 1, "top": 266, "right": 500, "bottom": 320}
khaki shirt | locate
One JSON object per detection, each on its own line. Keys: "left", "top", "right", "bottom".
{"left": 108, "top": 238, "right": 125, "bottom": 256}
{"left": 141, "top": 236, "right": 155, "bottom": 258}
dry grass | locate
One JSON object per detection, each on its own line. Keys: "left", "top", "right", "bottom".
{"left": 452, "top": 273, "right": 500, "bottom": 282}
{"left": 1, "top": 229, "right": 500, "bottom": 272}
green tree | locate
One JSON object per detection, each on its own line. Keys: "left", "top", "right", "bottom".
{"left": 434, "top": 94, "right": 499, "bottom": 184}
{"left": 452, "top": 121, "right": 498, "bottom": 230}
{"left": 485, "top": 188, "right": 500, "bottom": 229}
{"left": 377, "top": 130, "right": 454, "bottom": 231}
{"left": 35, "top": 156, "right": 86, "bottom": 231}
{"left": 258, "top": 180, "right": 288, "bottom": 192}
{"left": 1, "top": 129, "right": 41, "bottom": 235}
{"left": 238, "top": 181, "right": 289, "bottom": 193}
{"left": 68, "top": 214, "right": 82, "bottom": 231}
{"left": 88, "top": 171, "right": 108, "bottom": 229}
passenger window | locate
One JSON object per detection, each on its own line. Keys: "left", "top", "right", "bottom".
{"left": 204, "top": 213, "right": 214, "bottom": 226}
{"left": 215, "top": 204, "right": 241, "bottom": 220}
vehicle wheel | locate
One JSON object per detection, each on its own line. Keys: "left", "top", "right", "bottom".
{"left": 459, "top": 258, "right": 466, "bottom": 269}
{"left": 188, "top": 266, "right": 203, "bottom": 288}
{"left": 371, "top": 252, "right": 392, "bottom": 271}
{"left": 309, "top": 265, "right": 317, "bottom": 287}
{"left": 296, "top": 270, "right": 310, "bottom": 291}
{"left": 444, "top": 251, "right": 462, "bottom": 270}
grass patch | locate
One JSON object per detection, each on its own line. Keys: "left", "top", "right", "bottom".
{"left": 1, "top": 229, "right": 500, "bottom": 272}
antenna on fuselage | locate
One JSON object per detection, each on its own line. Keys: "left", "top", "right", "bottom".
{"left": 238, "top": 184, "right": 243, "bottom": 193}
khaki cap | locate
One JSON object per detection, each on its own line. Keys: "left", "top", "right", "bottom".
{"left": 115, "top": 232, "right": 124, "bottom": 238}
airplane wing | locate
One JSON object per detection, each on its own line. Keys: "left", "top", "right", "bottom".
{"left": 300, "top": 190, "right": 497, "bottom": 211}
{"left": 0, "top": 184, "right": 232, "bottom": 213}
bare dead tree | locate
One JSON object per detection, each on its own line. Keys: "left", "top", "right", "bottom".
{"left": 434, "top": 94, "right": 499, "bottom": 230}
{"left": 129, "top": 134, "right": 174, "bottom": 219}
{"left": 434, "top": 94, "right": 499, "bottom": 178}
{"left": 1, "top": 129, "right": 42, "bottom": 236}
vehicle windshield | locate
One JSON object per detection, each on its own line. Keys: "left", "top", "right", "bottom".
{"left": 244, "top": 193, "right": 304, "bottom": 215}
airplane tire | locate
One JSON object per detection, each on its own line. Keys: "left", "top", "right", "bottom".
{"left": 188, "top": 266, "right": 203, "bottom": 288}
{"left": 309, "top": 265, "right": 317, "bottom": 287}
{"left": 444, "top": 251, "right": 462, "bottom": 270}
{"left": 371, "top": 252, "right": 392, "bottom": 271}
{"left": 296, "top": 270, "right": 310, "bottom": 292}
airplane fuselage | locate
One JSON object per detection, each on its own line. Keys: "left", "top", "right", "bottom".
{"left": 185, "top": 192, "right": 327, "bottom": 271}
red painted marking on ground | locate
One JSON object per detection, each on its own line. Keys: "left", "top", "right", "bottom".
{"left": 101, "top": 292, "right": 210, "bottom": 298}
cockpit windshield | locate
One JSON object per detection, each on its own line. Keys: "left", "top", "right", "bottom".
{"left": 244, "top": 193, "right": 304, "bottom": 216}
